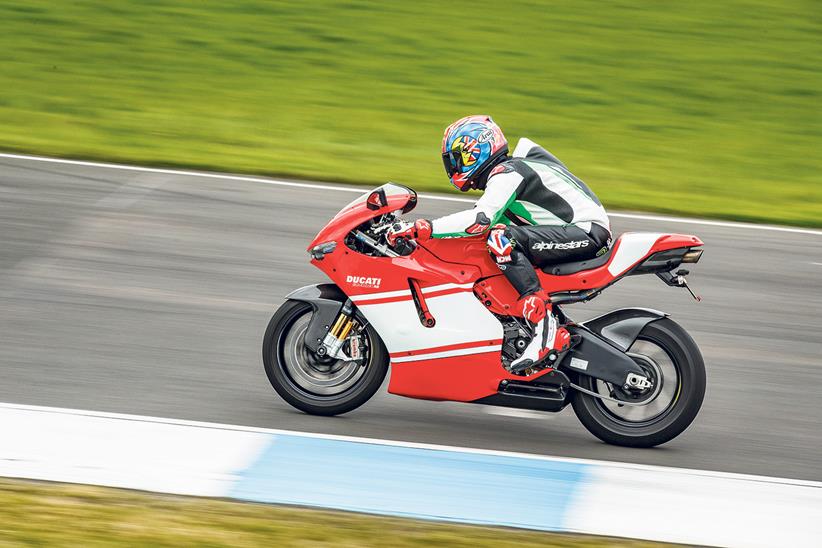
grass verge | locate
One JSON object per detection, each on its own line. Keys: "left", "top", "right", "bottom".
{"left": 1, "top": 1, "right": 819, "bottom": 226}
{"left": 0, "top": 478, "right": 672, "bottom": 547}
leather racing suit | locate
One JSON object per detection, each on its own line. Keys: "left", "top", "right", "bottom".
{"left": 430, "top": 138, "right": 612, "bottom": 298}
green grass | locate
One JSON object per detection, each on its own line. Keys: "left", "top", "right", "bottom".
{"left": 1, "top": 1, "right": 820, "bottom": 226}
{"left": 0, "top": 479, "right": 670, "bottom": 547}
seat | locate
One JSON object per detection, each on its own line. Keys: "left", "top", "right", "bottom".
{"left": 541, "top": 245, "right": 615, "bottom": 276}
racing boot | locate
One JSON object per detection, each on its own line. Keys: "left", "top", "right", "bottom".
{"left": 509, "top": 290, "right": 572, "bottom": 374}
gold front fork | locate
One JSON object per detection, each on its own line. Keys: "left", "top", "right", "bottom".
{"left": 320, "top": 300, "right": 356, "bottom": 358}
{"left": 329, "top": 314, "right": 355, "bottom": 339}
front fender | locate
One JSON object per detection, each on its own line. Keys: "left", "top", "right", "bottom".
{"left": 581, "top": 307, "right": 668, "bottom": 352}
{"left": 285, "top": 283, "right": 348, "bottom": 303}
{"left": 284, "top": 284, "right": 348, "bottom": 352}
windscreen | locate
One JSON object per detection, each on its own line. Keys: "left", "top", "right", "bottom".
{"left": 338, "top": 182, "right": 416, "bottom": 214}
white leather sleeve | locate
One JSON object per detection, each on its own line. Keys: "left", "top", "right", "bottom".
{"left": 431, "top": 171, "right": 522, "bottom": 238}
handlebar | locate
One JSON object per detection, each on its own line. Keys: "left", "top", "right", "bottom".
{"left": 353, "top": 230, "right": 400, "bottom": 258}
{"left": 349, "top": 214, "right": 419, "bottom": 258}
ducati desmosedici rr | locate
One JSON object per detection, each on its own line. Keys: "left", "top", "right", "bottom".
{"left": 263, "top": 183, "right": 707, "bottom": 447}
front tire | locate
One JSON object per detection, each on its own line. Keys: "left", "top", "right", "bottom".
{"left": 571, "top": 317, "right": 706, "bottom": 448}
{"left": 263, "top": 300, "right": 389, "bottom": 416}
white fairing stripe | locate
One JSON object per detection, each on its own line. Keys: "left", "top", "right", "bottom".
{"left": 421, "top": 282, "right": 474, "bottom": 294}
{"left": 349, "top": 287, "right": 411, "bottom": 301}
{"left": 607, "top": 233, "right": 664, "bottom": 276}
{"left": 349, "top": 283, "right": 473, "bottom": 303}
{"left": 356, "top": 292, "right": 503, "bottom": 354}
{"left": 391, "top": 345, "right": 503, "bottom": 363}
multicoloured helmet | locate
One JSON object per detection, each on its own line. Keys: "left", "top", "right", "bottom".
{"left": 441, "top": 115, "right": 508, "bottom": 191}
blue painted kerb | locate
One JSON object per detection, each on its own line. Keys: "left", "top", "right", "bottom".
{"left": 230, "top": 434, "right": 590, "bottom": 530}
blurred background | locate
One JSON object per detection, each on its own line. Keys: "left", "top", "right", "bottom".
{"left": 1, "top": 0, "right": 820, "bottom": 225}
{"left": 1, "top": 1, "right": 820, "bottom": 546}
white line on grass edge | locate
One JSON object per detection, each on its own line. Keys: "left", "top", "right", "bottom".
{"left": 1, "top": 151, "right": 820, "bottom": 237}
{"left": 2, "top": 401, "right": 820, "bottom": 488}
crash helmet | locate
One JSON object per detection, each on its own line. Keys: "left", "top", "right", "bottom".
{"left": 441, "top": 115, "right": 508, "bottom": 191}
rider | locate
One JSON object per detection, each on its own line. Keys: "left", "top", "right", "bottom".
{"left": 387, "top": 115, "right": 612, "bottom": 372}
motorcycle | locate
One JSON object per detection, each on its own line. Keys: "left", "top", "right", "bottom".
{"left": 263, "top": 183, "right": 706, "bottom": 447}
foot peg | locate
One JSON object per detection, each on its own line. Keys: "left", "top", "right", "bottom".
{"left": 569, "top": 333, "right": 582, "bottom": 349}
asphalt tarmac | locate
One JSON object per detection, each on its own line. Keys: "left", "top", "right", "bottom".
{"left": 1, "top": 155, "right": 820, "bottom": 480}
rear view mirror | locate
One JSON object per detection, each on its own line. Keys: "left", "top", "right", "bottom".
{"left": 366, "top": 189, "right": 388, "bottom": 210}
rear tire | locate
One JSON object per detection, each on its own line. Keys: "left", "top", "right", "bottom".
{"left": 263, "top": 300, "right": 389, "bottom": 416}
{"left": 571, "top": 317, "right": 706, "bottom": 447}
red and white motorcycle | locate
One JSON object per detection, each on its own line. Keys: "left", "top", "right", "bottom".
{"left": 263, "top": 184, "right": 706, "bottom": 447}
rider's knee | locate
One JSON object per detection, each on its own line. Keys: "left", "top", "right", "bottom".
{"left": 487, "top": 224, "right": 514, "bottom": 264}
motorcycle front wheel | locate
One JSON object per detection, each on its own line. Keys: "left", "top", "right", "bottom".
{"left": 263, "top": 300, "right": 389, "bottom": 416}
{"left": 571, "top": 317, "right": 706, "bottom": 448}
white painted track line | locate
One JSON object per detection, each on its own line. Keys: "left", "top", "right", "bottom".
{"left": 4, "top": 402, "right": 820, "bottom": 547}
{"left": 1, "top": 151, "right": 820, "bottom": 237}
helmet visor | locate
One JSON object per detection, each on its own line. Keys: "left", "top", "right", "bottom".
{"left": 442, "top": 150, "right": 463, "bottom": 178}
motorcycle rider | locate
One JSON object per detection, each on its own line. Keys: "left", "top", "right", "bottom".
{"left": 387, "top": 115, "right": 611, "bottom": 372}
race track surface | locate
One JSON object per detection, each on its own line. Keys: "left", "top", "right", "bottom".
{"left": 1, "top": 156, "right": 821, "bottom": 480}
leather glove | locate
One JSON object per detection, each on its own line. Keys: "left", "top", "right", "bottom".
{"left": 387, "top": 219, "right": 432, "bottom": 246}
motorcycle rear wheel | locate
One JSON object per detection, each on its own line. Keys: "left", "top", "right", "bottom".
{"left": 263, "top": 300, "right": 389, "bottom": 416}
{"left": 571, "top": 317, "right": 706, "bottom": 448}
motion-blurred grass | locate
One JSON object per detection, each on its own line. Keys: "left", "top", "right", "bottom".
{"left": 1, "top": 1, "right": 820, "bottom": 226}
{"left": 0, "top": 479, "right": 671, "bottom": 547}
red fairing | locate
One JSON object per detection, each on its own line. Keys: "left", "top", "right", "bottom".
{"left": 308, "top": 185, "right": 417, "bottom": 251}
{"left": 536, "top": 233, "right": 704, "bottom": 293}
{"left": 477, "top": 233, "right": 705, "bottom": 315}
{"left": 314, "top": 243, "right": 480, "bottom": 298}
{"left": 422, "top": 232, "right": 705, "bottom": 294}
{"left": 474, "top": 276, "right": 520, "bottom": 316}
{"left": 420, "top": 236, "right": 498, "bottom": 273}
{"left": 387, "top": 351, "right": 555, "bottom": 402}
{"left": 307, "top": 186, "right": 703, "bottom": 403}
